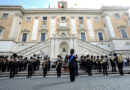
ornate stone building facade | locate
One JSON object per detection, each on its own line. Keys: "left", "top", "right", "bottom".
{"left": 0, "top": 3, "right": 130, "bottom": 59}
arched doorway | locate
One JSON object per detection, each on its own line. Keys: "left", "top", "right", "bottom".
{"left": 59, "top": 42, "right": 69, "bottom": 58}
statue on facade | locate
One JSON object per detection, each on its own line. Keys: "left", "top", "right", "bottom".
{"left": 63, "top": 48, "right": 66, "bottom": 52}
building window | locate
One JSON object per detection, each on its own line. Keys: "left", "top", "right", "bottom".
{"left": 81, "top": 32, "right": 86, "bottom": 41}
{"left": 120, "top": 30, "right": 128, "bottom": 38}
{"left": 61, "top": 17, "right": 66, "bottom": 20}
{"left": 41, "top": 33, "right": 46, "bottom": 41}
{"left": 79, "top": 17, "right": 83, "bottom": 21}
{"left": 0, "top": 30, "right": 2, "bottom": 38}
{"left": 26, "top": 17, "right": 31, "bottom": 22}
{"left": 2, "top": 13, "right": 8, "bottom": 18}
{"left": 94, "top": 17, "right": 99, "bottom": 22}
{"left": 22, "top": 33, "right": 27, "bottom": 42}
{"left": 98, "top": 32, "right": 104, "bottom": 41}
{"left": 104, "top": 24, "right": 106, "bottom": 28}
{"left": 0, "top": 30, "right": 2, "bottom": 36}
{"left": 43, "top": 17, "right": 47, "bottom": 21}
{"left": 115, "top": 13, "right": 120, "bottom": 18}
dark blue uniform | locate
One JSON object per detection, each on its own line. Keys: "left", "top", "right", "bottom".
{"left": 9, "top": 61, "right": 16, "bottom": 78}
{"left": 69, "top": 55, "right": 76, "bottom": 82}
{"left": 27, "top": 61, "right": 33, "bottom": 78}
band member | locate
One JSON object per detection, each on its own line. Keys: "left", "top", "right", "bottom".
{"left": 101, "top": 56, "right": 108, "bottom": 76}
{"left": 27, "top": 60, "right": 33, "bottom": 78}
{"left": 75, "top": 55, "right": 78, "bottom": 76}
{"left": 79, "top": 56, "right": 84, "bottom": 70}
{"left": 86, "top": 55, "right": 93, "bottom": 76}
{"left": 64, "top": 55, "right": 69, "bottom": 71}
{"left": 93, "top": 56, "right": 97, "bottom": 70}
{"left": 9, "top": 57, "right": 16, "bottom": 78}
{"left": 56, "top": 55, "right": 62, "bottom": 77}
{"left": 69, "top": 49, "right": 76, "bottom": 82}
{"left": 105, "top": 56, "right": 109, "bottom": 70}
{"left": 47, "top": 58, "right": 51, "bottom": 71}
{"left": 114, "top": 53, "right": 124, "bottom": 75}
{"left": 97, "top": 56, "right": 102, "bottom": 73}
{"left": 95, "top": 56, "right": 99, "bottom": 70}
{"left": 110, "top": 55, "right": 117, "bottom": 72}
{"left": 42, "top": 60, "right": 48, "bottom": 77}
{"left": 9, "top": 54, "right": 17, "bottom": 79}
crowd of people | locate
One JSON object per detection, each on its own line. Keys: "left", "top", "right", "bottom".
{"left": 0, "top": 50, "right": 130, "bottom": 82}
{"left": 55, "top": 50, "right": 130, "bottom": 82}
{"left": 0, "top": 54, "right": 41, "bottom": 78}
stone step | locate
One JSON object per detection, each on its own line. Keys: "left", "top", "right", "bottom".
{"left": 0, "top": 70, "right": 130, "bottom": 77}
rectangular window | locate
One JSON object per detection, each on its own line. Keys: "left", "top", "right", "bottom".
{"left": 0, "top": 30, "right": 2, "bottom": 36}
{"left": 115, "top": 13, "right": 120, "bottom": 18}
{"left": 43, "top": 17, "right": 47, "bottom": 21}
{"left": 81, "top": 32, "right": 86, "bottom": 41}
{"left": 121, "top": 30, "right": 128, "bottom": 38}
{"left": 41, "top": 33, "right": 46, "bottom": 41}
{"left": 22, "top": 33, "right": 27, "bottom": 42}
{"left": 26, "top": 17, "right": 31, "bottom": 22}
{"left": 104, "top": 24, "right": 106, "bottom": 28}
{"left": 94, "top": 17, "right": 99, "bottom": 22}
{"left": 98, "top": 32, "right": 103, "bottom": 41}
{"left": 2, "top": 13, "right": 8, "bottom": 18}
{"left": 61, "top": 17, "right": 66, "bottom": 20}
{"left": 79, "top": 17, "right": 83, "bottom": 21}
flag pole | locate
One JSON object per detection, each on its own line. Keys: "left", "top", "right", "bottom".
{"left": 62, "top": 0, "right": 64, "bottom": 8}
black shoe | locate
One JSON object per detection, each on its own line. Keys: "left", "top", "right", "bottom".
{"left": 71, "top": 80, "right": 75, "bottom": 82}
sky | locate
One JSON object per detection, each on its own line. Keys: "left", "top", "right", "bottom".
{"left": 0, "top": 0, "right": 130, "bottom": 9}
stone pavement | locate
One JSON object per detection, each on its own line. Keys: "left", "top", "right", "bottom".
{"left": 0, "top": 74, "right": 130, "bottom": 90}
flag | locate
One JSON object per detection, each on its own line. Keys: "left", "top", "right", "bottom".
{"left": 49, "top": 5, "right": 50, "bottom": 8}
{"left": 74, "top": 3, "right": 77, "bottom": 6}
{"left": 58, "top": 3, "right": 64, "bottom": 8}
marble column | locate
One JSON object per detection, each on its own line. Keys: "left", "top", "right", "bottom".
{"left": 125, "top": 13, "right": 130, "bottom": 25}
{"left": 9, "top": 13, "right": 22, "bottom": 40}
{"left": 86, "top": 17, "right": 95, "bottom": 40}
{"left": 71, "top": 16, "right": 77, "bottom": 37}
{"left": 103, "top": 14, "right": 116, "bottom": 39}
{"left": 50, "top": 38, "right": 55, "bottom": 59}
{"left": 55, "top": 38, "right": 58, "bottom": 58}
{"left": 50, "top": 16, "right": 56, "bottom": 37}
{"left": 31, "top": 16, "right": 39, "bottom": 41}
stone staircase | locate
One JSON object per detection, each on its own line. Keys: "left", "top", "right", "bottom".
{"left": 16, "top": 40, "right": 50, "bottom": 57}
{"left": 77, "top": 39, "right": 110, "bottom": 55}
{"left": 0, "top": 67, "right": 130, "bottom": 77}
{"left": 16, "top": 39, "right": 110, "bottom": 58}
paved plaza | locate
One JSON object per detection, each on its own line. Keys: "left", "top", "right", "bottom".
{"left": 0, "top": 74, "right": 130, "bottom": 90}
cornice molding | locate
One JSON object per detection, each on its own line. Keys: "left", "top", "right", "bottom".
{"left": 39, "top": 29, "right": 48, "bottom": 32}
{"left": 117, "top": 25, "right": 127, "bottom": 29}
{"left": 0, "top": 5, "right": 129, "bottom": 15}
{"left": 95, "top": 29, "right": 104, "bottom": 32}
{"left": 0, "top": 26, "right": 5, "bottom": 29}
{"left": 21, "top": 29, "right": 30, "bottom": 32}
